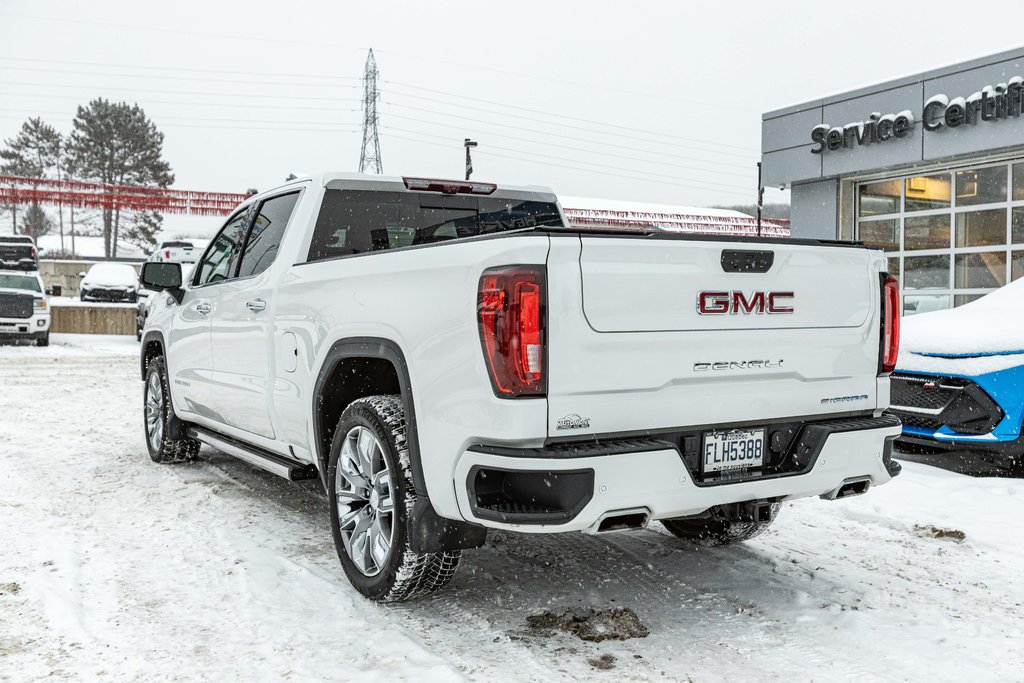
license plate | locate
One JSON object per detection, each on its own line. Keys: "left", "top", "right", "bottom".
{"left": 702, "top": 428, "right": 766, "bottom": 474}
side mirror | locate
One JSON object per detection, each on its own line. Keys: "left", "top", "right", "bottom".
{"left": 78, "top": 272, "right": 86, "bottom": 278}
{"left": 140, "top": 261, "right": 183, "bottom": 301}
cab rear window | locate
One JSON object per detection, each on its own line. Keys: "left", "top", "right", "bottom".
{"left": 306, "top": 190, "right": 562, "bottom": 262}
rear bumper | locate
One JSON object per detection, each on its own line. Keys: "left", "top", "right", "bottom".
{"left": 452, "top": 414, "right": 902, "bottom": 533}
{"left": 0, "top": 312, "right": 50, "bottom": 338}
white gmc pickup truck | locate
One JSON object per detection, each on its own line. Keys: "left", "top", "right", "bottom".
{"left": 139, "top": 173, "right": 903, "bottom": 602}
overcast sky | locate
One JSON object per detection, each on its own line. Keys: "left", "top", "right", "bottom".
{"left": 3, "top": 1, "right": 1024, "bottom": 237}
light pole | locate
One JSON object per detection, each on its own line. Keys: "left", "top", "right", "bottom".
{"left": 464, "top": 138, "right": 477, "bottom": 180}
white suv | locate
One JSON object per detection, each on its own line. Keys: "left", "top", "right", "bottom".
{"left": 138, "top": 173, "right": 903, "bottom": 602}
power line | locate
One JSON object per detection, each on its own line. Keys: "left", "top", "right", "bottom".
{"left": 0, "top": 113, "right": 359, "bottom": 134}
{"left": 383, "top": 113, "right": 752, "bottom": 175}
{"left": 382, "top": 100, "right": 754, "bottom": 161}
{"left": 0, "top": 56, "right": 362, "bottom": 81}
{"left": 0, "top": 64, "right": 361, "bottom": 90}
{"left": 383, "top": 123, "right": 752, "bottom": 182}
{"left": 0, "top": 92, "right": 358, "bottom": 113}
{"left": 382, "top": 131, "right": 752, "bottom": 199}
{"left": 0, "top": 81, "right": 361, "bottom": 102}
{"left": 383, "top": 80, "right": 758, "bottom": 153}
{"left": 382, "top": 129, "right": 751, "bottom": 195}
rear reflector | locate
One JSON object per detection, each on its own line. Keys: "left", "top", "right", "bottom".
{"left": 880, "top": 273, "right": 900, "bottom": 375}
{"left": 478, "top": 266, "right": 545, "bottom": 397}
{"left": 403, "top": 176, "right": 496, "bottom": 195}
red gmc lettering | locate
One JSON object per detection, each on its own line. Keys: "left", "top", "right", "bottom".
{"left": 697, "top": 290, "right": 795, "bottom": 315}
{"left": 732, "top": 291, "right": 766, "bottom": 314}
{"left": 697, "top": 291, "right": 730, "bottom": 314}
{"left": 767, "top": 292, "right": 794, "bottom": 314}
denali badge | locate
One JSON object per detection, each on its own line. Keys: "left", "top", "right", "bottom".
{"left": 821, "top": 394, "right": 869, "bottom": 404}
{"left": 556, "top": 414, "right": 591, "bottom": 430}
{"left": 697, "top": 291, "right": 794, "bottom": 315}
{"left": 694, "top": 360, "right": 784, "bottom": 372}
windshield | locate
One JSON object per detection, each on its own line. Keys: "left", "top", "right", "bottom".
{"left": 307, "top": 190, "right": 563, "bottom": 262}
{"left": 0, "top": 273, "right": 41, "bottom": 292}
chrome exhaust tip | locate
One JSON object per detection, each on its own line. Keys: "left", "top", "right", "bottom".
{"left": 821, "top": 476, "right": 872, "bottom": 501}
{"left": 587, "top": 507, "right": 651, "bottom": 534}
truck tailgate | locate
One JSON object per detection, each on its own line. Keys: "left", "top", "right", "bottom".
{"left": 546, "top": 235, "right": 886, "bottom": 437}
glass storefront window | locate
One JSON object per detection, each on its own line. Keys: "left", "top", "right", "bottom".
{"left": 1012, "top": 207, "right": 1024, "bottom": 244}
{"left": 955, "top": 209, "right": 1006, "bottom": 248}
{"left": 955, "top": 251, "right": 1007, "bottom": 288}
{"left": 954, "top": 293, "right": 988, "bottom": 307}
{"left": 859, "top": 219, "right": 899, "bottom": 251}
{"left": 905, "top": 174, "right": 951, "bottom": 212}
{"left": 1013, "top": 251, "right": 1024, "bottom": 281}
{"left": 903, "top": 294, "right": 950, "bottom": 315}
{"left": 956, "top": 166, "right": 1007, "bottom": 206}
{"left": 887, "top": 256, "right": 901, "bottom": 281}
{"left": 904, "top": 214, "right": 950, "bottom": 250}
{"left": 903, "top": 254, "right": 949, "bottom": 289}
{"left": 1013, "top": 162, "right": 1024, "bottom": 200}
{"left": 858, "top": 180, "right": 901, "bottom": 216}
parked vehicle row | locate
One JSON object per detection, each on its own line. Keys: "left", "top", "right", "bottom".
{"left": 137, "top": 172, "right": 903, "bottom": 602}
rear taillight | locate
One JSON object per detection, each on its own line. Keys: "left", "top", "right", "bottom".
{"left": 880, "top": 273, "right": 900, "bottom": 375}
{"left": 478, "top": 266, "right": 546, "bottom": 397}
{"left": 31, "top": 247, "right": 36, "bottom": 258}
{"left": 165, "top": 249, "right": 171, "bottom": 259}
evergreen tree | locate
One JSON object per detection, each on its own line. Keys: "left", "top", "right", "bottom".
{"left": 67, "top": 99, "right": 173, "bottom": 257}
{"left": 21, "top": 204, "right": 53, "bottom": 239}
{"left": 122, "top": 210, "right": 163, "bottom": 252}
{"left": 0, "top": 117, "right": 63, "bottom": 235}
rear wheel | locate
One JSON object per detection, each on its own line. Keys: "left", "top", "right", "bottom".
{"left": 661, "top": 503, "right": 782, "bottom": 546}
{"left": 328, "top": 395, "right": 460, "bottom": 602}
{"left": 144, "top": 356, "right": 200, "bottom": 463}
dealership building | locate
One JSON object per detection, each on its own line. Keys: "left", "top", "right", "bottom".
{"left": 762, "top": 47, "right": 1024, "bottom": 314}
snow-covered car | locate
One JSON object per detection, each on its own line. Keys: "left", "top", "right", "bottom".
{"left": 890, "top": 279, "right": 1024, "bottom": 462}
{"left": 149, "top": 240, "right": 198, "bottom": 265}
{"left": 79, "top": 263, "right": 140, "bottom": 303}
{"left": 0, "top": 269, "right": 50, "bottom": 346}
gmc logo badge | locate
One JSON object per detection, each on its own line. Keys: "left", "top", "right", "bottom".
{"left": 697, "top": 291, "right": 794, "bottom": 315}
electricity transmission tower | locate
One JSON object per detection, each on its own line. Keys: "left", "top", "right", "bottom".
{"left": 358, "top": 49, "right": 383, "bottom": 174}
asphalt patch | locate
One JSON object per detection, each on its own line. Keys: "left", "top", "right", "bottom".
{"left": 526, "top": 607, "right": 650, "bottom": 642}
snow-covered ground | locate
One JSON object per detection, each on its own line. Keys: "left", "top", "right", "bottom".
{"left": 2, "top": 335, "right": 1024, "bottom": 681}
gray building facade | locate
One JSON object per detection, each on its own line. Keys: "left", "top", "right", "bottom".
{"left": 762, "top": 47, "right": 1024, "bottom": 314}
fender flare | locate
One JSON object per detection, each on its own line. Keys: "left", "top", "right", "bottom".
{"left": 312, "top": 336, "right": 486, "bottom": 553}
{"left": 140, "top": 329, "right": 166, "bottom": 380}
{"left": 312, "top": 337, "right": 426, "bottom": 493}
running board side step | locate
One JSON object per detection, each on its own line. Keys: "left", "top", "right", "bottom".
{"left": 187, "top": 427, "right": 317, "bottom": 481}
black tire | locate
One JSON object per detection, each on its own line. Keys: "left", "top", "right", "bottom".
{"left": 661, "top": 503, "right": 783, "bottom": 546}
{"left": 35, "top": 333, "right": 49, "bottom": 347}
{"left": 327, "top": 395, "right": 460, "bottom": 602}
{"left": 143, "top": 356, "right": 200, "bottom": 463}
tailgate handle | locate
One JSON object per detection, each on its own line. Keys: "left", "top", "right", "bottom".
{"left": 721, "top": 249, "right": 774, "bottom": 273}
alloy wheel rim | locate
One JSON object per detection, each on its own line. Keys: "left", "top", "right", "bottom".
{"left": 335, "top": 425, "right": 395, "bottom": 577}
{"left": 145, "top": 372, "right": 164, "bottom": 452}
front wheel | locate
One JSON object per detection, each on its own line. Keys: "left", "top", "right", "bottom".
{"left": 143, "top": 356, "right": 200, "bottom": 463}
{"left": 35, "top": 333, "right": 49, "bottom": 347}
{"left": 661, "top": 503, "right": 782, "bottom": 546}
{"left": 328, "top": 395, "right": 460, "bottom": 602}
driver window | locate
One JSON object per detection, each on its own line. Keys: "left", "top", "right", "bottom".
{"left": 194, "top": 211, "right": 250, "bottom": 286}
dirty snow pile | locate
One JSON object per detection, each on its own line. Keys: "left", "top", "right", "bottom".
{"left": 2, "top": 335, "right": 1024, "bottom": 681}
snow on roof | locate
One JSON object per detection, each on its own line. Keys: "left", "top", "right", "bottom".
{"left": 559, "top": 196, "right": 790, "bottom": 237}
{"left": 898, "top": 278, "right": 1024, "bottom": 374}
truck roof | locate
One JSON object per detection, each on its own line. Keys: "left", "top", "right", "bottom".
{"left": 260, "top": 172, "right": 558, "bottom": 203}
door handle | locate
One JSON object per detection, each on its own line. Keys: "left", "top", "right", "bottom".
{"left": 246, "top": 299, "right": 267, "bottom": 313}
{"left": 195, "top": 302, "right": 211, "bottom": 314}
